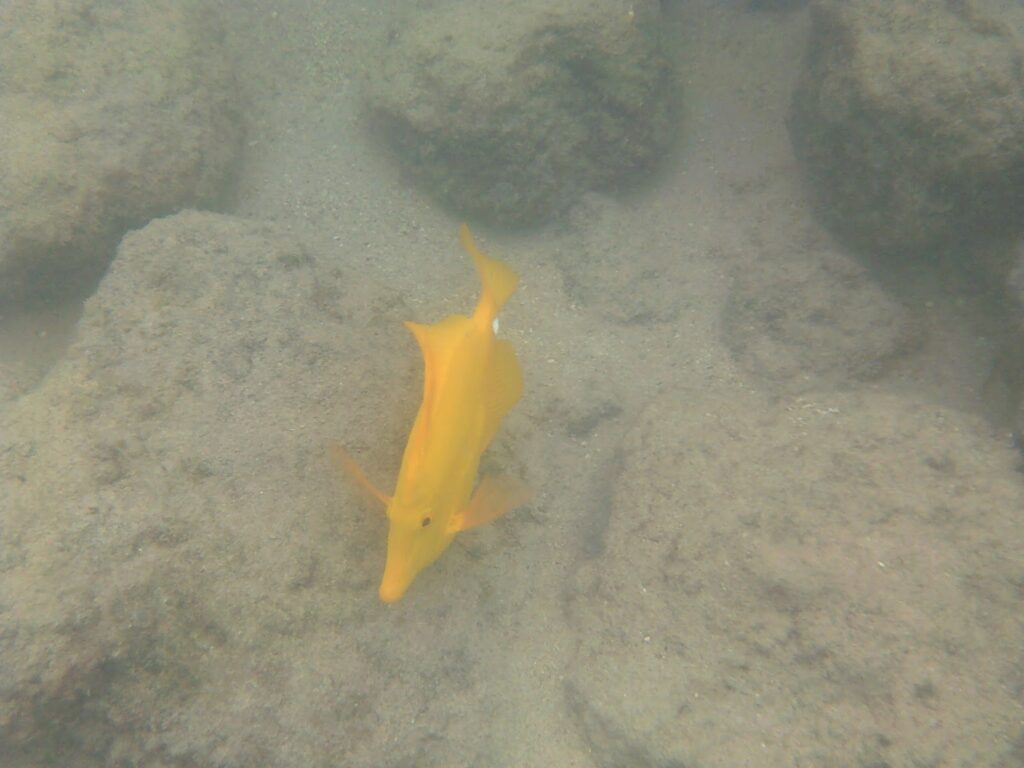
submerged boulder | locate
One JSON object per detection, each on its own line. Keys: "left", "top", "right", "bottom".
{"left": 566, "top": 387, "right": 1024, "bottom": 766}
{"left": 982, "top": 239, "right": 1024, "bottom": 445}
{"left": 363, "top": 0, "right": 674, "bottom": 226}
{"left": 0, "top": 212, "right": 534, "bottom": 768}
{"left": 789, "top": 0, "right": 1024, "bottom": 256}
{"left": 0, "top": 0, "right": 241, "bottom": 306}
{"left": 721, "top": 240, "right": 921, "bottom": 393}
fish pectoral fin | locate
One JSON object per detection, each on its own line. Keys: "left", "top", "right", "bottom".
{"left": 452, "top": 474, "right": 533, "bottom": 533}
{"left": 329, "top": 443, "right": 391, "bottom": 508}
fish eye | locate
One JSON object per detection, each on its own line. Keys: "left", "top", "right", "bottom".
{"left": 421, "top": 516, "right": 432, "bottom": 528}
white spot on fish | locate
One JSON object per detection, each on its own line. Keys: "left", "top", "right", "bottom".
{"left": 492, "top": 317, "right": 500, "bottom": 334}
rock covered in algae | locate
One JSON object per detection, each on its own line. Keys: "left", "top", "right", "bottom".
{"left": 363, "top": 0, "right": 675, "bottom": 226}
{"left": 788, "top": 0, "right": 1024, "bottom": 256}
{"left": 721, "top": 239, "right": 921, "bottom": 394}
{"left": 0, "top": 211, "right": 536, "bottom": 768}
{"left": 0, "top": 0, "right": 242, "bottom": 305}
{"left": 566, "top": 387, "right": 1024, "bottom": 766}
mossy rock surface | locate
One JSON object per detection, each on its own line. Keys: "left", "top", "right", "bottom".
{"left": 363, "top": 0, "right": 674, "bottom": 226}
{"left": 789, "top": 0, "right": 1024, "bottom": 256}
{"left": 0, "top": 0, "right": 241, "bottom": 305}
{"left": 567, "top": 387, "right": 1024, "bottom": 766}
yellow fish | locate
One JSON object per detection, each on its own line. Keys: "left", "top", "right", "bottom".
{"left": 334, "top": 224, "right": 531, "bottom": 603}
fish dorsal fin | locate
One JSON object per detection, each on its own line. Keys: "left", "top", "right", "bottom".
{"left": 403, "top": 315, "right": 468, "bottom": 464}
{"left": 479, "top": 339, "right": 523, "bottom": 451}
{"left": 460, "top": 224, "right": 519, "bottom": 326}
{"left": 404, "top": 315, "right": 466, "bottom": 399}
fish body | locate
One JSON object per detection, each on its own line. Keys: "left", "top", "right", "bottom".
{"left": 335, "top": 225, "right": 530, "bottom": 603}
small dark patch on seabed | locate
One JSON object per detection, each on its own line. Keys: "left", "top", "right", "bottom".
{"left": 564, "top": 681, "right": 690, "bottom": 768}
{"left": 566, "top": 401, "right": 622, "bottom": 440}
{"left": 1006, "top": 729, "right": 1024, "bottom": 767}
{"left": 580, "top": 445, "right": 625, "bottom": 559}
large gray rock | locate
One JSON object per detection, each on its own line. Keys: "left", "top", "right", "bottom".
{"left": 363, "top": 0, "right": 674, "bottom": 226}
{"left": 0, "top": 212, "right": 526, "bottom": 767}
{"left": 721, "top": 240, "right": 921, "bottom": 393}
{"left": 566, "top": 388, "right": 1024, "bottom": 767}
{"left": 0, "top": 0, "right": 241, "bottom": 306}
{"left": 789, "top": 0, "right": 1024, "bottom": 255}
{"left": 557, "top": 193, "right": 692, "bottom": 325}
{"left": 1010, "top": 251, "right": 1024, "bottom": 442}
{"left": 982, "top": 240, "right": 1024, "bottom": 444}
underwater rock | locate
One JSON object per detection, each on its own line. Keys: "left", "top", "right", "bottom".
{"left": 0, "top": 0, "right": 241, "bottom": 306}
{"left": 1009, "top": 248, "right": 1024, "bottom": 442}
{"left": 747, "top": 0, "right": 809, "bottom": 10}
{"left": 363, "top": 0, "right": 674, "bottom": 227}
{"left": 558, "top": 193, "right": 689, "bottom": 325}
{"left": 0, "top": 211, "right": 555, "bottom": 768}
{"left": 788, "top": 0, "right": 1024, "bottom": 256}
{"left": 0, "top": 212, "right": 453, "bottom": 767}
{"left": 982, "top": 240, "right": 1024, "bottom": 445}
{"left": 721, "top": 240, "right": 921, "bottom": 393}
{"left": 565, "top": 387, "right": 1024, "bottom": 766}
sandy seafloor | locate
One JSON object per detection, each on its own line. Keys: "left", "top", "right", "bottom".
{"left": 3, "top": 1, "right": 1023, "bottom": 766}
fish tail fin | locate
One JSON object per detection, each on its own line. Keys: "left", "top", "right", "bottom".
{"left": 460, "top": 224, "right": 518, "bottom": 327}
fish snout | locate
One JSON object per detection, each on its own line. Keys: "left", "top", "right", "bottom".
{"left": 380, "top": 525, "right": 416, "bottom": 602}
{"left": 378, "top": 570, "right": 412, "bottom": 603}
